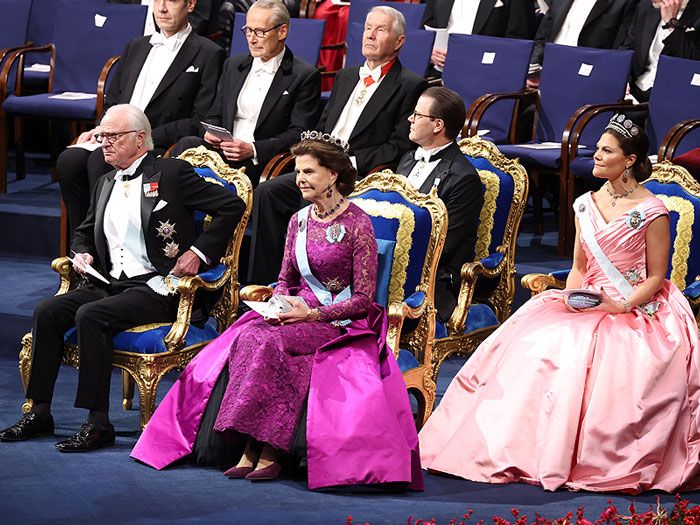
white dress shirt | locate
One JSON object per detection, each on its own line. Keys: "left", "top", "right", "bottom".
{"left": 636, "top": 0, "right": 689, "bottom": 92}
{"left": 447, "top": 0, "right": 481, "bottom": 36}
{"left": 406, "top": 143, "right": 452, "bottom": 190}
{"left": 104, "top": 153, "right": 157, "bottom": 279}
{"left": 129, "top": 24, "right": 192, "bottom": 111}
{"left": 554, "top": 0, "right": 597, "bottom": 47}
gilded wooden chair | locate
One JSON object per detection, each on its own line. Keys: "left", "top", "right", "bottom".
{"left": 19, "top": 147, "right": 253, "bottom": 428}
{"left": 240, "top": 171, "right": 447, "bottom": 429}
{"left": 431, "top": 136, "right": 529, "bottom": 381}
{"left": 522, "top": 161, "right": 700, "bottom": 323}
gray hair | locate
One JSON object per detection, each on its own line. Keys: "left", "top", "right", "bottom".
{"left": 103, "top": 104, "right": 154, "bottom": 150}
{"left": 250, "top": 0, "right": 290, "bottom": 27}
{"left": 368, "top": 6, "right": 406, "bottom": 37}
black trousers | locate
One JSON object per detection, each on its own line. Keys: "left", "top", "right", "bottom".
{"left": 26, "top": 278, "right": 177, "bottom": 412}
{"left": 57, "top": 147, "right": 113, "bottom": 243}
{"left": 247, "top": 171, "right": 306, "bottom": 285}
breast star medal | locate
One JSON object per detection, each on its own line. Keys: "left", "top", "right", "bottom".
{"left": 298, "top": 218, "right": 307, "bottom": 232}
{"left": 156, "top": 220, "right": 177, "bottom": 240}
{"left": 325, "top": 223, "right": 346, "bottom": 244}
{"left": 354, "top": 87, "right": 367, "bottom": 106}
{"left": 163, "top": 241, "right": 179, "bottom": 259}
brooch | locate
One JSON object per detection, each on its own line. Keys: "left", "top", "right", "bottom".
{"left": 626, "top": 209, "right": 646, "bottom": 230}
{"left": 578, "top": 202, "right": 586, "bottom": 213}
{"left": 325, "top": 223, "right": 346, "bottom": 244}
{"left": 156, "top": 220, "right": 177, "bottom": 240}
{"left": 640, "top": 301, "right": 661, "bottom": 319}
{"left": 624, "top": 268, "right": 642, "bottom": 285}
{"left": 163, "top": 241, "right": 179, "bottom": 259}
{"left": 323, "top": 277, "right": 345, "bottom": 292}
{"left": 143, "top": 182, "right": 159, "bottom": 198}
{"left": 298, "top": 218, "right": 306, "bottom": 232}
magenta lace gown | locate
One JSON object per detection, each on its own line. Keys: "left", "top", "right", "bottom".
{"left": 212, "top": 203, "right": 377, "bottom": 450}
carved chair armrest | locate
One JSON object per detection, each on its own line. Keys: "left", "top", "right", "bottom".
{"left": 0, "top": 44, "right": 55, "bottom": 100}
{"left": 260, "top": 153, "right": 294, "bottom": 182}
{"left": 659, "top": 119, "right": 700, "bottom": 161}
{"left": 51, "top": 256, "right": 77, "bottom": 295}
{"left": 464, "top": 89, "right": 538, "bottom": 140}
{"left": 386, "top": 290, "right": 426, "bottom": 358}
{"left": 240, "top": 285, "right": 275, "bottom": 302}
{"left": 521, "top": 271, "right": 567, "bottom": 297}
{"left": 0, "top": 43, "right": 31, "bottom": 66}
{"left": 446, "top": 250, "right": 508, "bottom": 335}
{"left": 96, "top": 55, "right": 120, "bottom": 121}
{"left": 564, "top": 101, "right": 642, "bottom": 165}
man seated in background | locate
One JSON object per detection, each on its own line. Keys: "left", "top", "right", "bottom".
{"left": 58, "top": 0, "right": 226, "bottom": 243}
{"left": 248, "top": 6, "right": 428, "bottom": 285}
{"left": 171, "top": 0, "right": 321, "bottom": 187}
{"left": 0, "top": 104, "right": 244, "bottom": 452}
{"left": 397, "top": 87, "right": 483, "bottom": 322}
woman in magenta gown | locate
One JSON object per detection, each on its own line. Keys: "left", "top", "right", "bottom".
{"left": 419, "top": 116, "right": 700, "bottom": 494}
{"left": 131, "top": 134, "right": 422, "bottom": 490}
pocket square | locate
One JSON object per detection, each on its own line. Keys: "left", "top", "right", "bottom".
{"left": 186, "top": 66, "right": 199, "bottom": 73}
{"left": 282, "top": 90, "right": 290, "bottom": 95}
{"left": 154, "top": 200, "right": 168, "bottom": 212}
{"left": 494, "top": 0, "right": 504, "bottom": 6}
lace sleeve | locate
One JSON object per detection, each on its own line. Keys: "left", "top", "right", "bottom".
{"left": 274, "top": 214, "right": 301, "bottom": 296}
{"left": 318, "top": 213, "right": 377, "bottom": 322}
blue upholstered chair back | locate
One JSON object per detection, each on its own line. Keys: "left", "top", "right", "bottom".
{"left": 50, "top": 1, "right": 146, "bottom": 93}
{"left": 192, "top": 166, "right": 239, "bottom": 236}
{"left": 345, "top": 23, "right": 435, "bottom": 76}
{"left": 0, "top": 0, "right": 31, "bottom": 49}
{"left": 538, "top": 44, "right": 632, "bottom": 147}
{"left": 230, "top": 13, "right": 325, "bottom": 65}
{"left": 648, "top": 55, "right": 700, "bottom": 156}
{"left": 643, "top": 164, "right": 700, "bottom": 291}
{"left": 348, "top": 0, "right": 426, "bottom": 29}
{"left": 27, "top": 0, "right": 58, "bottom": 48}
{"left": 443, "top": 34, "right": 534, "bottom": 144}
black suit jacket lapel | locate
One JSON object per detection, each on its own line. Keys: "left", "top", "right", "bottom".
{"left": 641, "top": 6, "right": 661, "bottom": 57}
{"left": 123, "top": 39, "right": 152, "bottom": 101}
{"left": 582, "top": 0, "right": 612, "bottom": 31}
{"left": 350, "top": 61, "right": 402, "bottom": 141}
{"left": 148, "top": 32, "right": 199, "bottom": 105}
{"left": 473, "top": 0, "right": 495, "bottom": 35}
{"left": 229, "top": 56, "right": 254, "bottom": 131}
{"left": 94, "top": 173, "right": 115, "bottom": 270}
{"left": 324, "top": 66, "right": 360, "bottom": 132}
{"left": 552, "top": 0, "right": 576, "bottom": 36}
{"left": 139, "top": 153, "right": 161, "bottom": 233}
{"left": 436, "top": 0, "right": 457, "bottom": 27}
{"left": 419, "top": 142, "right": 460, "bottom": 193}
{"left": 256, "top": 48, "right": 295, "bottom": 132}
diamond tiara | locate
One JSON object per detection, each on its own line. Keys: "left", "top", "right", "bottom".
{"left": 605, "top": 113, "right": 640, "bottom": 140}
{"left": 300, "top": 130, "right": 350, "bottom": 152}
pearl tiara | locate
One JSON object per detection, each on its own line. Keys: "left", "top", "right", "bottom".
{"left": 605, "top": 113, "right": 640, "bottom": 140}
{"left": 300, "top": 130, "right": 350, "bottom": 152}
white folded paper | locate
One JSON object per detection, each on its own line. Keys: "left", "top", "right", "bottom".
{"left": 201, "top": 121, "right": 234, "bottom": 142}
{"left": 25, "top": 63, "right": 50, "bottom": 73}
{"left": 243, "top": 300, "right": 280, "bottom": 319}
{"left": 68, "top": 255, "right": 109, "bottom": 284}
{"left": 49, "top": 92, "right": 98, "bottom": 100}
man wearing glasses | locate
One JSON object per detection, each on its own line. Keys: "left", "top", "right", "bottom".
{"left": 397, "top": 87, "right": 482, "bottom": 322}
{"left": 172, "top": 0, "right": 322, "bottom": 187}
{"left": 57, "top": 0, "right": 226, "bottom": 244}
{"left": 0, "top": 104, "right": 244, "bottom": 452}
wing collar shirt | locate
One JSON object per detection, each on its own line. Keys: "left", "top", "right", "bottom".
{"left": 232, "top": 48, "right": 286, "bottom": 164}
{"left": 104, "top": 152, "right": 157, "bottom": 279}
{"left": 447, "top": 0, "right": 481, "bottom": 36}
{"left": 130, "top": 24, "right": 192, "bottom": 111}
{"left": 636, "top": 0, "right": 690, "bottom": 92}
{"left": 407, "top": 142, "right": 452, "bottom": 190}
{"left": 554, "top": 0, "right": 597, "bottom": 47}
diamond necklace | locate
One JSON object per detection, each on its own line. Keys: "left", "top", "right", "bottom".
{"left": 605, "top": 180, "right": 638, "bottom": 207}
{"left": 314, "top": 197, "right": 345, "bottom": 219}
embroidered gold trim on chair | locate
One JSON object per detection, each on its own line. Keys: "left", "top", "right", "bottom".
{"left": 475, "top": 170, "right": 500, "bottom": 260}
{"left": 656, "top": 195, "right": 693, "bottom": 291}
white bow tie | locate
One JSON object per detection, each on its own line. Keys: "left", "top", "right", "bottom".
{"left": 251, "top": 58, "right": 277, "bottom": 75}
{"left": 414, "top": 147, "right": 433, "bottom": 164}
{"left": 358, "top": 64, "right": 381, "bottom": 84}
{"left": 149, "top": 31, "right": 179, "bottom": 52}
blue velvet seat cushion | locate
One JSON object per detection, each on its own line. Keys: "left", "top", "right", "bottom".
{"left": 4, "top": 93, "right": 96, "bottom": 120}
{"left": 685, "top": 280, "right": 700, "bottom": 299}
{"left": 497, "top": 143, "right": 564, "bottom": 170}
{"left": 199, "top": 264, "right": 226, "bottom": 282}
{"left": 64, "top": 317, "right": 219, "bottom": 354}
{"left": 375, "top": 238, "right": 396, "bottom": 307}
{"left": 480, "top": 252, "right": 504, "bottom": 270}
{"left": 550, "top": 269, "right": 571, "bottom": 282}
{"left": 464, "top": 303, "right": 499, "bottom": 334}
{"left": 397, "top": 348, "right": 419, "bottom": 372}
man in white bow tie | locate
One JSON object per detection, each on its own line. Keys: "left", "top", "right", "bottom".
{"left": 57, "top": 0, "right": 226, "bottom": 245}
{"left": 171, "top": 0, "right": 322, "bottom": 187}
{"left": 396, "top": 87, "right": 483, "bottom": 321}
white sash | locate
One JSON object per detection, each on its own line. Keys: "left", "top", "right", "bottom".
{"left": 574, "top": 194, "right": 634, "bottom": 300}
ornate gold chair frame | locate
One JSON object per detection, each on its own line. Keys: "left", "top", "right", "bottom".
{"left": 431, "top": 137, "right": 529, "bottom": 381}
{"left": 19, "top": 147, "right": 253, "bottom": 428}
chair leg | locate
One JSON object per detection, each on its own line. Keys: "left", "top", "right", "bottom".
{"left": 402, "top": 366, "right": 436, "bottom": 431}
{"left": 13, "top": 116, "right": 25, "bottom": 180}
{"left": 122, "top": 370, "right": 135, "bottom": 411}
{"left": 133, "top": 366, "right": 167, "bottom": 429}
{"left": 557, "top": 168, "right": 569, "bottom": 258}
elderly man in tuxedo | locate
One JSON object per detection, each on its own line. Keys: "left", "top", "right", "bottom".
{"left": 622, "top": 0, "right": 700, "bottom": 102}
{"left": 58, "top": 0, "right": 226, "bottom": 243}
{"left": 396, "top": 87, "right": 483, "bottom": 322}
{"left": 0, "top": 104, "right": 244, "bottom": 452}
{"left": 422, "top": 0, "right": 537, "bottom": 73}
{"left": 248, "top": 5, "right": 428, "bottom": 284}
{"left": 172, "top": 0, "right": 321, "bottom": 187}
{"left": 530, "top": 0, "right": 638, "bottom": 66}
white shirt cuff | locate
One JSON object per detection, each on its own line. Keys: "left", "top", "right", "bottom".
{"left": 190, "top": 246, "right": 210, "bottom": 265}
{"left": 252, "top": 143, "right": 258, "bottom": 165}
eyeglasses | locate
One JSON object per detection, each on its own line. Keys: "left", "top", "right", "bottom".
{"left": 240, "top": 23, "right": 283, "bottom": 38}
{"left": 410, "top": 111, "right": 438, "bottom": 121}
{"left": 94, "top": 130, "right": 139, "bottom": 145}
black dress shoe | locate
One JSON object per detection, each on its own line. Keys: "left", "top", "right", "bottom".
{"left": 0, "top": 412, "right": 54, "bottom": 442}
{"left": 55, "top": 421, "right": 115, "bottom": 453}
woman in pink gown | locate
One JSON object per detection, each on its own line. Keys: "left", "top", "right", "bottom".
{"left": 131, "top": 134, "right": 422, "bottom": 490}
{"left": 419, "top": 115, "right": 700, "bottom": 494}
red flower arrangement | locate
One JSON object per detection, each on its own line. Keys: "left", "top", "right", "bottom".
{"left": 344, "top": 495, "right": 700, "bottom": 525}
